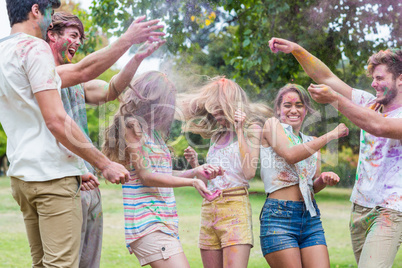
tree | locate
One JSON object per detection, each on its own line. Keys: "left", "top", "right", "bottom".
{"left": 87, "top": 0, "right": 400, "bottom": 154}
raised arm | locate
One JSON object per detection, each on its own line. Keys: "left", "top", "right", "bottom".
{"left": 57, "top": 16, "right": 165, "bottom": 89}
{"left": 35, "top": 89, "right": 130, "bottom": 184}
{"left": 263, "top": 117, "right": 348, "bottom": 164}
{"left": 235, "top": 109, "right": 262, "bottom": 180}
{"left": 84, "top": 40, "right": 166, "bottom": 105}
{"left": 308, "top": 83, "right": 402, "bottom": 139}
{"left": 269, "top": 37, "right": 353, "bottom": 99}
{"left": 125, "top": 120, "right": 212, "bottom": 198}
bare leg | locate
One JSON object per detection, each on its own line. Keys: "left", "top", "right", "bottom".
{"left": 222, "top": 244, "right": 251, "bottom": 268}
{"left": 301, "top": 245, "right": 330, "bottom": 268}
{"left": 149, "top": 252, "right": 190, "bottom": 268}
{"left": 201, "top": 249, "right": 223, "bottom": 268}
{"left": 264, "top": 247, "right": 302, "bottom": 268}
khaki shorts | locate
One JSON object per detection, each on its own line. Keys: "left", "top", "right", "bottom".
{"left": 199, "top": 187, "right": 253, "bottom": 250}
{"left": 129, "top": 231, "right": 183, "bottom": 266}
{"left": 350, "top": 203, "right": 402, "bottom": 268}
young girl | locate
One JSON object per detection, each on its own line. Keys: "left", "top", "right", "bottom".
{"left": 102, "top": 71, "right": 223, "bottom": 268}
{"left": 180, "top": 76, "right": 272, "bottom": 268}
{"left": 259, "top": 84, "right": 348, "bottom": 267}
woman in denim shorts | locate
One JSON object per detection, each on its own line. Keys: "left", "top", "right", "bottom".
{"left": 259, "top": 84, "right": 349, "bottom": 267}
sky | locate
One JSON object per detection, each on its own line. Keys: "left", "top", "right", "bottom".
{"left": 0, "top": 0, "right": 160, "bottom": 72}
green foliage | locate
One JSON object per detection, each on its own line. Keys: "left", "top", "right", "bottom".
{"left": 87, "top": 0, "right": 400, "bottom": 154}
{"left": 0, "top": 125, "right": 6, "bottom": 157}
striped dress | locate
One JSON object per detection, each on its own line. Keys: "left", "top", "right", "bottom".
{"left": 122, "top": 131, "right": 179, "bottom": 247}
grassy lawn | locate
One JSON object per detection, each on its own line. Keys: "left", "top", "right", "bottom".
{"left": 0, "top": 177, "right": 401, "bottom": 267}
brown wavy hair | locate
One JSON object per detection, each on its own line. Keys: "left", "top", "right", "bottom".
{"left": 102, "top": 71, "right": 176, "bottom": 163}
{"left": 46, "top": 11, "right": 85, "bottom": 43}
{"left": 367, "top": 49, "right": 402, "bottom": 80}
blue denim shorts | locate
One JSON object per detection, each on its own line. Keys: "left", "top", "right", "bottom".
{"left": 259, "top": 198, "right": 327, "bottom": 256}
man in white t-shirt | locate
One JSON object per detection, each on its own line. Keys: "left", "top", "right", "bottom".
{"left": 46, "top": 11, "right": 165, "bottom": 268}
{"left": 269, "top": 37, "right": 402, "bottom": 267}
{"left": 1, "top": 1, "right": 164, "bottom": 267}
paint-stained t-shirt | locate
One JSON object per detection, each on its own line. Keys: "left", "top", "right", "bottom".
{"left": 351, "top": 89, "right": 402, "bottom": 212}
{"left": 0, "top": 33, "right": 86, "bottom": 181}
{"left": 60, "top": 84, "right": 95, "bottom": 174}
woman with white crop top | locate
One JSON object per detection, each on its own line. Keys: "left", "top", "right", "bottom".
{"left": 259, "top": 84, "right": 349, "bottom": 268}
{"left": 179, "top": 76, "right": 272, "bottom": 268}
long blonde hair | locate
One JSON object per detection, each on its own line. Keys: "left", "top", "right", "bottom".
{"left": 178, "top": 76, "right": 273, "bottom": 139}
{"left": 102, "top": 71, "right": 176, "bottom": 163}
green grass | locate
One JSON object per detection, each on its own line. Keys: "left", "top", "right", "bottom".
{"left": 0, "top": 177, "right": 401, "bottom": 267}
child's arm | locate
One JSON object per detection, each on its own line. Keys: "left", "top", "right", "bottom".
{"left": 263, "top": 117, "right": 348, "bottom": 164}
{"left": 173, "top": 164, "right": 224, "bottom": 185}
{"left": 125, "top": 119, "right": 212, "bottom": 197}
{"left": 235, "top": 109, "right": 262, "bottom": 180}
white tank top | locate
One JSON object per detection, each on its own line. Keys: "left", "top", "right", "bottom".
{"left": 207, "top": 139, "right": 249, "bottom": 191}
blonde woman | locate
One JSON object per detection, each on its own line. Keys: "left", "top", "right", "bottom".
{"left": 180, "top": 77, "right": 272, "bottom": 268}
{"left": 102, "top": 71, "right": 223, "bottom": 268}
{"left": 259, "top": 84, "right": 348, "bottom": 267}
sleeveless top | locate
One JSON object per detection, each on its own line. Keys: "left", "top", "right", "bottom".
{"left": 206, "top": 133, "right": 249, "bottom": 191}
{"left": 122, "top": 131, "right": 178, "bottom": 246}
{"left": 260, "top": 123, "right": 318, "bottom": 216}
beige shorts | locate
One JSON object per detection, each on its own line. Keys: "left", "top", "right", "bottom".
{"left": 199, "top": 186, "right": 254, "bottom": 250}
{"left": 129, "top": 231, "right": 184, "bottom": 266}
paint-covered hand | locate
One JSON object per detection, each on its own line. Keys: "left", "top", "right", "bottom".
{"left": 184, "top": 146, "right": 199, "bottom": 168}
{"left": 192, "top": 178, "right": 212, "bottom": 198}
{"left": 81, "top": 172, "right": 100, "bottom": 191}
{"left": 320, "top": 172, "right": 340, "bottom": 186}
{"left": 195, "top": 164, "right": 225, "bottom": 181}
{"left": 331, "top": 123, "right": 349, "bottom": 139}
{"left": 234, "top": 108, "right": 246, "bottom": 131}
{"left": 124, "top": 16, "right": 165, "bottom": 44}
{"left": 134, "top": 40, "right": 166, "bottom": 61}
{"left": 307, "top": 84, "right": 338, "bottom": 104}
{"left": 269, "top": 37, "right": 299, "bottom": 54}
{"left": 204, "top": 190, "right": 222, "bottom": 202}
{"left": 101, "top": 161, "right": 130, "bottom": 185}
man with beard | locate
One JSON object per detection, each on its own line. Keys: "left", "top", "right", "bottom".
{"left": 1, "top": 1, "right": 164, "bottom": 267}
{"left": 269, "top": 37, "right": 402, "bottom": 268}
{"left": 46, "top": 11, "right": 165, "bottom": 268}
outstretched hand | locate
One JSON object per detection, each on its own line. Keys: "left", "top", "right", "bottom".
{"left": 307, "top": 84, "right": 338, "bottom": 104}
{"left": 134, "top": 40, "right": 166, "bottom": 61}
{"left": 125, "top": 16, "right": 165, "bottom": 44}
{"left": 320, "top": 172, "right": 340, "bottom": 186}
{"left": 269, "top": 37, "right": 298, "bottom": 54}
{"left": 195, "top": 164, "right": 225, "bottom": 181}
{"left": 192, "top": 178, "right": 212, "bottom": 198}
